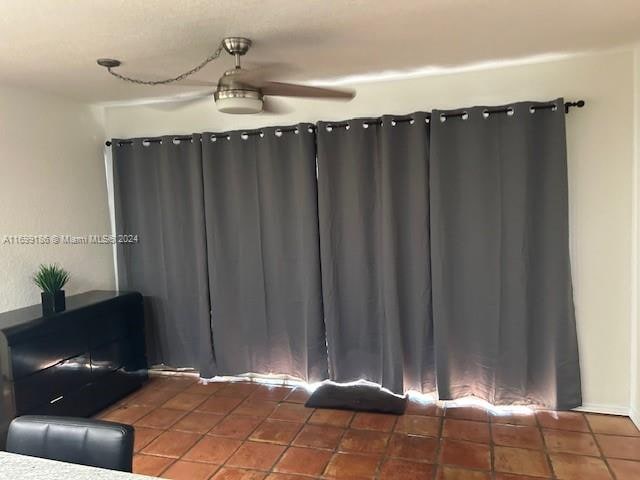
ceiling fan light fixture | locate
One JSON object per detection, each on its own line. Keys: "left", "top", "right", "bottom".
{"left": 214, "top": 89, "right": 263, "bottom": 114}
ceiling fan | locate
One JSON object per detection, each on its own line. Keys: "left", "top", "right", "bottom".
{"left": 97, "top": 37, "right": 355, "bottom": 114}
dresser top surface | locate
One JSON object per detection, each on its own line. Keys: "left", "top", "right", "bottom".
{"left": 0, "top": 290, "right": 139, "bottom": 336}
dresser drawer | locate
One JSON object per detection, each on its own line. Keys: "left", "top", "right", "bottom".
{"left": 90, "top": 338, "right": 136, "bottom": 378}
{"left": 14, "top": 353, "right": 92, "bottom": 415}
{"left": 11, "top": 325, "right": 88, "bottom": 380}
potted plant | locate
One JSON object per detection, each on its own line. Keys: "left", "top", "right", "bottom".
{"left": 33, "top": 264, "right": 70, "bottom": 315}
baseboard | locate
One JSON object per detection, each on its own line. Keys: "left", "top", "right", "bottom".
{"left": 630, "top": 406, "right": 640, "bottom": 429}
{"left": 573, "top": 403, "right": 630, "bottom": 416}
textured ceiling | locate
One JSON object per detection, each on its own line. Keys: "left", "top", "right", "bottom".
{"left": 1, "top": 0, "right": 640, "bottom": 103}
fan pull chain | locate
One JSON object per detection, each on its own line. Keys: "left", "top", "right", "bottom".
{"left": 101, "top": 41, "right": 225, "bottom": 86}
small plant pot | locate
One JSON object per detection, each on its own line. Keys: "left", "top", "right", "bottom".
{"left": 41, "top": 290, "right": 66, "bottom": 316}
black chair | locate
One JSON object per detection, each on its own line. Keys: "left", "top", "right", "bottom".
{"left": 6, "top": 416, "right": 134, "bottom": 472}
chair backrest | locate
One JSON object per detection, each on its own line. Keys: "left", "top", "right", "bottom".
{"left": 6, "top": 416, "right": 134, "bottom": 472}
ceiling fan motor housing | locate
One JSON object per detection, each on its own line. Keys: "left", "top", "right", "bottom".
{"left": 214, "top": 69, "right": 263, "bottom": 114}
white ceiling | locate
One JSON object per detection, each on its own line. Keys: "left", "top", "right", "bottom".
{"left": 1, "top": 0, "right": 640, "bottom": 103}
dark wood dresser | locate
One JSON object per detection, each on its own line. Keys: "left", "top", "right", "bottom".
{"left": 0, "top": 290, "right": 147, "bottom": 444}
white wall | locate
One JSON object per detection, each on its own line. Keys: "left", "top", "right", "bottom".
{"left": 103, "top": 50, "right": 635, "bottom": 413}
{"left": 632, "top": 45, "right": 640, "bottom": 425}
{"left": 0, "top": 85, "right": 115, "bottom": 312}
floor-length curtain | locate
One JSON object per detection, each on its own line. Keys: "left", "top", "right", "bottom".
{"left": 430, "top": 99, "right": 581, "bottom": 409}
{"left": 112, "top": 135, "right": 216, "bottom": 376}
{"left": 316, "top": 113, "right": 435, "bottom": 394}
{"left": 201, "top": 125, "right": 328, "bottom": 382}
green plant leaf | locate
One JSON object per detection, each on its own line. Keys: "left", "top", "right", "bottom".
{"left": 33, "top": 263, "right": 70, "bottom": 293}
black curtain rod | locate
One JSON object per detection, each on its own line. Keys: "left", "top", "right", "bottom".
{"left": 105, "top": 100, "right": 585, "bottom": 146}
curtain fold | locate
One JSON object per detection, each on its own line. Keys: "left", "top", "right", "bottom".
{"left": 429, "top": 99, "right": 581, "bottom": 408}
{"left": 112, "top": 135, "right": 216, "bottom": 376}
{"left": 201, "top": 125, "right": 328, "bottom": 382}
{"left": 316, "top": 113, "right": 435, "bottom": 394}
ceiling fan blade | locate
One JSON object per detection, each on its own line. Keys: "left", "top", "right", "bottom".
{"left": 260, "top": 81, "right": 355, "bottom": 100}
{"left": 233, "top": 63, "right": 298, "bottom": 86}
{"left": 149, "top": 90, "right": 215, "bottom": 110}
{"left": 261, "top": 97, "right": 292, "bottom": 114}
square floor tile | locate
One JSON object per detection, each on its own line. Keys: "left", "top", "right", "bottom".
{"left": 380, "top": 458, "right": 435, "bottom": 479}
{"left": 133, "top": 426, "right": 163, "bottom": 452}
{"left": 132, "top": 453, "right": 174, "bottom": 476}
{"left": 386, "top": 433, "right": 438, "bottom": 462}
{"left": 339, "top": 429, "right": 389, "bottom": 455}
{"left": 265, "top": 474, "right": 308, "bottom": 480}
{"left": 161, "top": 459, "right": 220, "bottom": 480}
{"left": 148, "top": 376, "right": 197, "bottom": 391}
{"left": 293, "top": 424, "right": 345, "bottom": 450}
{"left": 543, "top": 429, "right": 599, "bottom": 456}
{"left": 283, "top": 388, "right": 311, "bottom": 404}
{"left": 184, "top": 381, "right": 226, "bottom": 396}
{"left": 445, "top": 405, "right": 489, "bottom": 422}
{"left": 102, "top": 405, "right": 152, "bottom": 424}
{"left": 351, "top": 412, "right": 397, "bottom": 432}
{"left": 196, "top": 396, "right": 244, "bottom": 415}
{"left": 162, "top": 392, "right": 209, "bottom": 411}
{"left": 141, "top": 430, "right": 201, "bottom": 458}
{"left": 436, "top": 466, "right": 491, "bottom": 480}
{"left": 249, "top": 419, "right": 302, "bottom": 444}
{"left": 216, "top": 383, "right": 260, "bottom": 399}
{"left": 608, "top": 458, "right": 640, "bottom": 480}
{"left": 210, "top": 415, "right": 263, "bottom": 440}
{"left": 129, "top": 387, "right": 178, "bottom": 407}
{"left": 490, "top": 411, "right": 538, "bottom": 427}
{"left": 492, "top": 424, "right": 544, "bottom": 450}
{"left": 135, "top": 408, "right": 187, "bottom": 429}
{"left": 274, "top": 446, "right": 332, "bottom": 476}
{"left": 171, "top": 411, "right": 224, "bottom": 434}
{"left": 269, "top": 403, "right": 313, "bottom": 423}
{"left": 324, "top": 452, "right": 381, "bottom": 479}
{"left": 395, "top": 414, "right": 440, "bottom": 437}
{"left": 443, "top": 419, "right": 490, "bottom": 443}
{"left": 596, "top": 434, "right": 640, "bottom": 460}
{"left": 233, "top": 399, "right": 279, "bottom": 417}
{"left": 308, "top": 408, "right": 354, "bottom": 427}
{"left": 535, "top": 411, "right": 589, "bottom": 432}
{"left": 249, "top": 385, "right": 293, "bottom": 402}
{"left": 211, "top": 467, "right": 267, "bottom": 479}
{"left": 405, "top": 399, "right": 443, "bottom": 417}
{"left": 183, "top": 435, "right": 242, "bottom": 464}
{"left": 226, "top": 441, "right": 287, "bottom": 470}
{"left": 439, "top": 438, "right": 491, "bottom": 470}
{"left": 549, "top": 452, "right": 612, "bottom": 480}
{"left": 493, "top": 474, "right": 551, "bottom": 480}
{"left": 586, "top": 414, "right": 640, "bottom": 436}
{"left": 494, "top": 446, "right": 551, "bottom": 477}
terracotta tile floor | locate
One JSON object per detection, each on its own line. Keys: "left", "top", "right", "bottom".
{"left": 96, "top": 375, "right": 640, "bottom": 479}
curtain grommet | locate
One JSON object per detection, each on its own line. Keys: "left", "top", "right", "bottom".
{"left": 507, "top": 107, "right": 514, "bottom": 117}
{"left": 483, "top": 109, "right": 490, "bottom": 119}
{"left": 241, "top": 133, "right": 249, "bottom": 140}
{"left": 275, "top": 129, "right": 283, "bottom": 137}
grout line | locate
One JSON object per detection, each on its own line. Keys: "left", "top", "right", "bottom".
{"left": 586, "top": 415, "right": 619, "bottom": 480}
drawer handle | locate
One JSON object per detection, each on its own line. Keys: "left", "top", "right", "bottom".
{"left": 49, "top": 395, "right": 64, "bottom": 404}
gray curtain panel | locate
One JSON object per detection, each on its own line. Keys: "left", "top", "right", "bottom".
{"left": 112, "top": 135, "right": 216, "bottom": 376}
{"left": 316, "top": 113, "right": 435, "bottom": 394}
{"left": 201, "top": 125, "right": 328, "bottom": 382}
{"left": 430, "top": 99, "right": 581, "bottom": 409}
